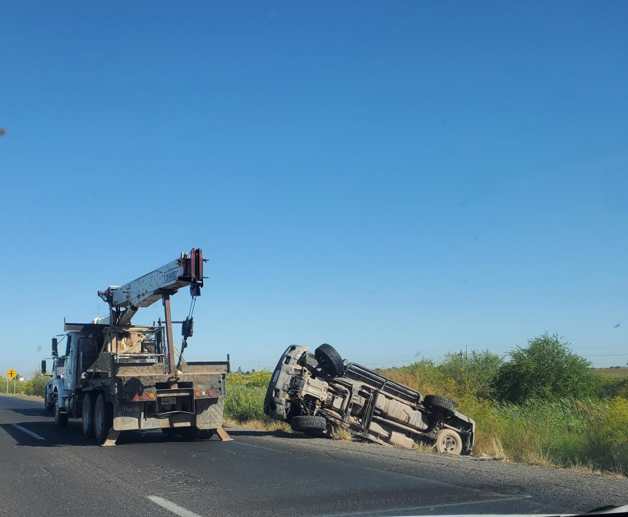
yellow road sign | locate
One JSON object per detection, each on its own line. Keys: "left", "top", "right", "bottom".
{"left": 6, "top": 369, "right": 17, "bottom": 380}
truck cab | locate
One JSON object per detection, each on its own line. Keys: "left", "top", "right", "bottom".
{"left": 43, "top": 339, "right": 66, "bottom": 413}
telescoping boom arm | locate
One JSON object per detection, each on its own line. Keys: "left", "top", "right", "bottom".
{"left": 98, "top": 248, "right": 204, "bottom": 326}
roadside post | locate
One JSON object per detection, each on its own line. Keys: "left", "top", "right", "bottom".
{"left": 6, "top": 369, "right": 17, "bottom": 394}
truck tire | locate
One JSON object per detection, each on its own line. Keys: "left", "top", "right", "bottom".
{"left": 291, "top": 415, "right": 328, "bottom": 436}
{"left": 315, "top": 344, "right": 345, "bottom": 377}
{"left": 93, "top": 393, "right": 112, "bottom": 445}
{"left": 54, "top": 405, "right": 68, "bottom": 427}
{"left": 81, "top": 393, "right": 94, "bottom": 438}
{"left": 435, "top": 428, "right": 463, "bottom": 455}
{"left": 46, "top": 390, "right": 57, "bottom": 414}
{"left": 45, "top": 394, "right": 54, "bottom": 414}
{"left": 424, "top": 394, "right": 455, "bottom": 411}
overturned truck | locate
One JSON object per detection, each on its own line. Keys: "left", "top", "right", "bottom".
{"left": 264, "top": 344, "right": 475, "bottom": 454}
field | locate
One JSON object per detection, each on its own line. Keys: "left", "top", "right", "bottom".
{"left": 595, "top": 367, "right": 628, "bottom": 379}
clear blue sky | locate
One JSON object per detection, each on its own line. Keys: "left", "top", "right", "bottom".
{"left": 2, "top": 1, "right": 628, "bottom": 376}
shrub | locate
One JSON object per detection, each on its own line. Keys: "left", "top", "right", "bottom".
{"left": 493, "top": 334, "right": 597, "bottom": 404}
{"left": 23, "top": 374, "right": 49, "bottom": 397}
{"left": 438, "top": 351, "right": 502, "bottom": 399}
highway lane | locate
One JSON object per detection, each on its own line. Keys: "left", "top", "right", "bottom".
{"left": 1, "top": 395, "right": 627, "bottom": 517}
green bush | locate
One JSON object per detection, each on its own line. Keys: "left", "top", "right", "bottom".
{"left": 23, "top": 374, "right": 48, "bottom": 397}
{"left": 438, "top": 351, "right": 503, "bottom": 399}
{"left": 493, "top": 334, "right": 597, "bottom": 404}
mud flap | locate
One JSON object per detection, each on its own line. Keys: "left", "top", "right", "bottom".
{"left": 214, "top": 426, "right": 233, "bottom": 442}
{"left": 101, "top": 430, "right": 120, "bottom": 447}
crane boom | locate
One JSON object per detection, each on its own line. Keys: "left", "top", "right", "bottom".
{"left": 98, "top": 248, "right": 204, "bottom": 326}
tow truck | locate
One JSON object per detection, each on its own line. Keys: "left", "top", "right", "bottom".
{"left": 42, "top": 249, "right": 231, "bottom": 445}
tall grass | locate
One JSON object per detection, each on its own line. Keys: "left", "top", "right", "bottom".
{"left": 381, "top": 364, "right": 628, "bottom": 474}
{"left": 224, "top": 371, "right": 272, "bottom": 422}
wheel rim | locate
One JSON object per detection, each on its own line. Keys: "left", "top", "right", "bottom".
{"left": 437, "top": 430, "right": 461, "bottom": 454}
{"left": 443, "top": 435, "right": 457, "bottom": 452}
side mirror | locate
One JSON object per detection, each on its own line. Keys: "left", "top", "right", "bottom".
{"left": 52, "top": 337, "right": 58, "bottom": 357}
{"left": 41, "top": 360, "right": 47, "bottom": 375}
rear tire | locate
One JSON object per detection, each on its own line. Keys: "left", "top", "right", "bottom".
{"left": 315, "top": 344, "right": 345, "bottom": 377}
{"left": 46, "top": 390, "right": 57, "bottom": 414}
{"left": 45, "top": 395, "right": 54, "bottom": 414}
{"left": 291, "top": 415, "right": 328, "bottom": 436}
{"left": 424, "top": 394, "right": 455, "bottom": 411}
{"left": 81, "top": 393, "right": 94, "bottom": 438}
{"left": 435, "top": 428, "right": 463, "bottom": 455}
{"left": 93, "top": 393, "right": 112, "bottom": 445}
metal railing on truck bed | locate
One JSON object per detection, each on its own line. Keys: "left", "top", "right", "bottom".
{"left": 345, "top": 363, "right": 422, "bottom": 405}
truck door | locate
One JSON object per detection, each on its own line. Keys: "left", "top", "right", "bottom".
{"left": 62, "top": 332, "right": 79, "bottom": 396}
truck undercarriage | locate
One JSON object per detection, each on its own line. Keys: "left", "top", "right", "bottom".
{"left": 264, "top": 344, "right": 475, "bottom": 455}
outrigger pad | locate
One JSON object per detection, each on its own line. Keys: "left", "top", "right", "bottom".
{"left": 101, "top": 430, "right": 120, "bottom": 447}
{"left": 214, "top": 427, "right": 233, "bottom": 442}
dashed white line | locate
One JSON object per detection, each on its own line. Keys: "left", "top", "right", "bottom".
{"left": 11, "top": 424, "right": 46, "bottom": 441}
{"left": 147, "top": 495, "right": 204, "bottom": 517}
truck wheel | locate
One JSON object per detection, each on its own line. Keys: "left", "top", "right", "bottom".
{"left": 93, "top": 393, "right": 112, "bottom": 445}
{"left": 81, "top": 394, "right": 94, "bottom": 438}
{"left": 45, "top": 395, "right": 54, "bottom": 414}
{"left": 435, "top": 428, "right": 463, "bottom": 455}
{"left": 46, "top": 391, "right": 57, "bottom": 414}
{"left": 291, "top": 415, "right": 328, "bottom": 436}
{"left": 54, "top": 405, "right": 68, "bottom": 427}
{"left": 424, "top": 394, "right": 455, "bottom": 411}
{"left": 315, "top": 344, "right": 345, "bottom": 377}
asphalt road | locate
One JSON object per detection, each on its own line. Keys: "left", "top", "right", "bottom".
{"left": 1, "top": 395, "right": 626, "bottom": 517}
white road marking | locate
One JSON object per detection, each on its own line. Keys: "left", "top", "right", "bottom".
{"left": 12, "top": 424, "right": 46, "bottom": 441}
{"left": 147, "top": 496, "right": 204, "bottom": 517}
